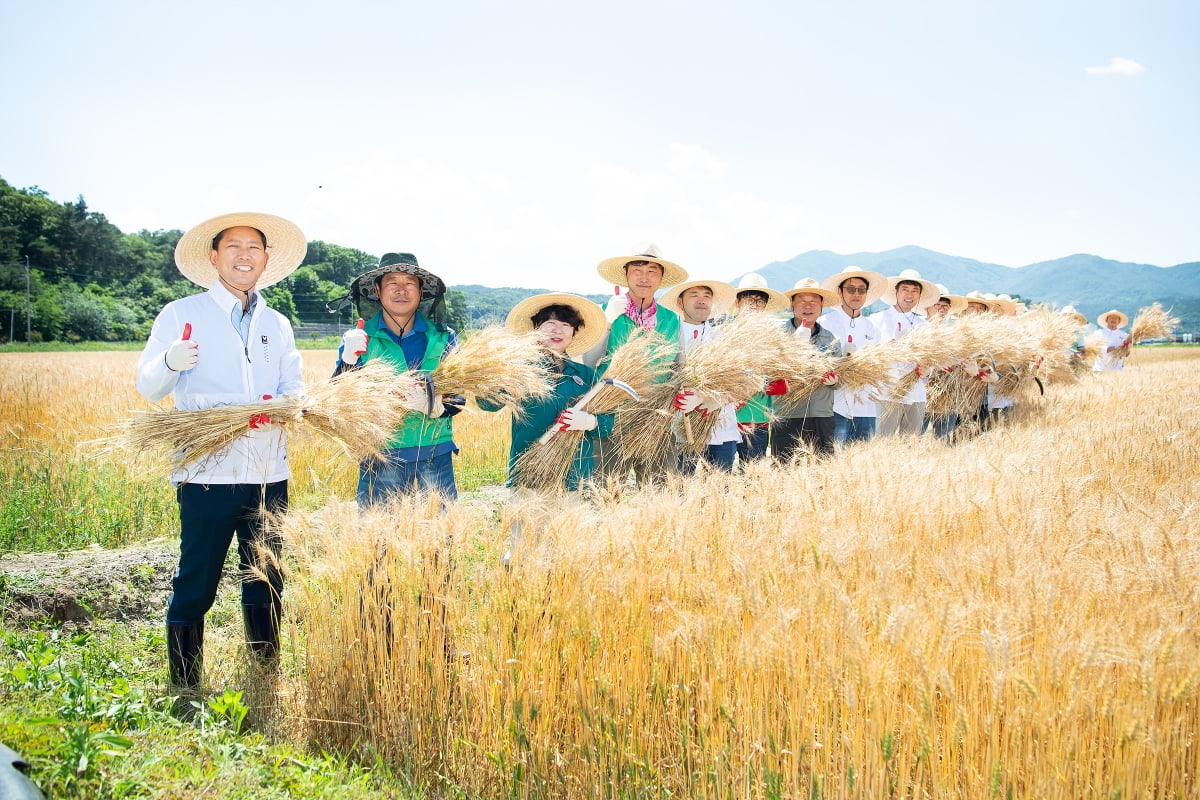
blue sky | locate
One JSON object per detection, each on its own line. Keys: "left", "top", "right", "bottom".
{"left": 2, "top": 0, "right": 1196, "bottom": 294}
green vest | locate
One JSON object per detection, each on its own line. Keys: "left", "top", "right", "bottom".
{"left": 364, "top": 313, "right": 455, "bottom": 450}
{"left": 599, "top": 304, "right": 680, "bottom": 380}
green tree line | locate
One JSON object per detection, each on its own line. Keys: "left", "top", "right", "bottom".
{"left": 0, "top": 178, "right": 471, "bottom": 343}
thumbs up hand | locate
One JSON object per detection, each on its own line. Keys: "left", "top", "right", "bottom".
{"left": 341, "top": 318, "right": 368, "bottom": 364}
{"left": 165, "top": 323, "right": 198, "bottom": 372}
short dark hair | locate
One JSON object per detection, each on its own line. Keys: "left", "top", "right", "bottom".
{"left": 212, "top": 226, "right": 267, "bottom": 250}
{"left": 896, "top": 279, "right": 923, "bottom": 293}
{"left": 623, "top": 259, "right": 663, "bottom": 274}
{"left": 531, "top": 303, "right": 584, "bottom": 330}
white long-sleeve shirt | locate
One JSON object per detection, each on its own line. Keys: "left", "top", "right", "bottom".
{"left": 137, "top": 282, "right": 304, "bottom": 485}
{"left": 677, "top": 320, "right": 741, "bottom": 445}
{"left": 870, "top": 305, "right": 929, "bottom": 404}
{"left": 819, "top": 306, "right": 880, "bottom": 417}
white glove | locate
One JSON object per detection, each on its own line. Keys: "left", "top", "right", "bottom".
{"left": 793, "top": 324, "right": 812, "bottom": 342}
{"left": 341, "top": 326, "right": 368, "bottom": 364}
{"left": 976, "top": 367, "right": 1000, "bottom": 384}
{"left": 673, "top": 389, "right": 702, "bottom": 414}
{"left": 604, "top": 294, "right": 626, "bottom": 324}
{"left": 398, "top": 377, "right": 431, "bottom": 413}
{"left": 556, "top": 408, "right": 597, "bottom": 432}
{"left": 820, "top": 371, "right": 838, "bottom": 386}
{"left": 165, "top": 337, "right": 198, "bottom": 372}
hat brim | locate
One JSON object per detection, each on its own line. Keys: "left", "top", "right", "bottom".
{"left": 597, "top": 255, "right": 688, "bottom": 290}
{"left": 505, "top": 293, "right": 608, "bottom": 357}
{"left": 352, "top": 263, "right": 446, "bottom": 302}
{"left": 175, "top": 212, "right": 307, "bottom": 289}
{"left": 942, "top": 294, "right": 969, "bottom": 315}
{"left": 663, "top": 279, "right": 738, "bottom": 316}
{"left": 820, "top": 269, "right": 888, "bottom": 306}
{"left": 784, "top": 286, "right": 841, "bottom": 307}
{"left": 733, "top": 286, "right": 790, "bottom": 314}
{"left": 881, "top": 276, "right": 941, "bottom": 309}
{"left": 1096, "top": 310, "right": 1129, "bottom": 328}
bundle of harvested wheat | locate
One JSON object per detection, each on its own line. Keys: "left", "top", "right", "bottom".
{"left": 102, "top": 360, "right": 406, "bottom": 471}
{"left": 430, "top": 326, "right": 553, "bottom": 411}
{"left": 1128, "top": 303, "right": 1179, "bottom": 346}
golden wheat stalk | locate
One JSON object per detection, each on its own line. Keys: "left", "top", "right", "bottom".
{"left": 589, "top": 329, "right": 675, "bottom": 414}
{"left": 510, "top": 429, "right": 580, "bottom": 491}
{"left": 1128, "top": 303, "right": 1179, "bottom": 345}
{"left": 98, "top": 360, "right": 407, "bottom": 471}
{"left": 614, "top": 380, "right": 684, "bottom": 467}
{"left": 430, "top": 327, "right": 553, "bottom": 408}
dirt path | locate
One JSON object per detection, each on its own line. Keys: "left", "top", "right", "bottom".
{"left": 0, "top": 486, "right": 512, "bottom": 627}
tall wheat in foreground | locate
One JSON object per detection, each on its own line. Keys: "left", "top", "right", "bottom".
{"left": 285, "top": 349, "right": 1200, "bottom": 798}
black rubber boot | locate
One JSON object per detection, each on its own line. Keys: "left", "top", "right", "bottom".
{"left": 167, "top": 619, "right": 204, "bottom": 690}
{"left": 241, "top": 602, "right": 280, "bottom": 665}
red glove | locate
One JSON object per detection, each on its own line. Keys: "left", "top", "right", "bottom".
{"left": 765, "top": 378, "right": 788, "bottom": 396}
{"left": 248, "top": 395, "right": 281, "bottom": 428}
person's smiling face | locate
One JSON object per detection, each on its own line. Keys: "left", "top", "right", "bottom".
{"left": 209, "top": 226, "right": 268, "bottom": 293}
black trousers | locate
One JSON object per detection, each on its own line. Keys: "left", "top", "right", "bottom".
{"left": 167, "top": 481, "right": 287, "bottom": 623}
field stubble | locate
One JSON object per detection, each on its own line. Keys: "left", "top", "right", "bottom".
{"left": 1, "top": 347, "right": 1198, "bottom": 797}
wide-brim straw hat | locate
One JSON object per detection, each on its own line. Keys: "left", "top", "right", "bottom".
{"left": 880, "top": 269, "right": 941, "bottom": 309}
{"left": 784, "top": 278, "right": 840, "bottom": 307}
{"left": 963, "top": 290, "right": 1001, "bottom": 313}
{"left": 931, "top": 283, "right": 968, "bottom": 315}
{"left": 1096, "top": 308, "right": 1129, "bottom": 328}
{"left": 1059, "top": 305, "right": 1087, "bottom": 325}
{"left": 596, "top": 244, "right": 688, "bottom": 290}
{"left": 175, "top": 212, "right": 307, "bottom": 289}
{"left": 663, "top": 279, "right": 738, "bottom": 316}
{"left": 733, "top": 272, "right": 789, "bottom": 313}
{"left": 820, "top": 266, "right": 888, "bottom": 306}
{"left": 985, "top": 293, "right": 1018, "bottom": 317}
{"left": 505, "top": 292, "right": 608, "bottom": 357}
{"left": 351, "top": 252, "right": 446, "bottom": 303}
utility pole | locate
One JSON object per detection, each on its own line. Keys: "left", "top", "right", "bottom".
{"left": 24, "top": 255, "right": 32, "bottom": 346}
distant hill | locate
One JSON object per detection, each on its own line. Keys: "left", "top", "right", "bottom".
{"left": 453, "top": 285, "right": 609, "bottom": 327}
{"left": 741, "top": 246, "right": 1200, "bottom": 331}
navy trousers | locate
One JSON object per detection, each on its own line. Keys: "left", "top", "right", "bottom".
{"left": 167, "top": 481, "right": 287, "bottom": 623}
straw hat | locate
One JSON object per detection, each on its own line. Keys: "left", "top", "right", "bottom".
{"left": 175, "top": 212, "right": 307, "bottom": 289}
{"left": 820, "top": 266, "right": 888, "bottom": 306}
{"left": 880, "top": 268, "right": 940, "bottom": 309}
{"left": 985, "top": 292, "right": 1018, "bottom": 317}
{"left": 663, "top": 279, "right": 737, "bottom": 316}
{"left": 596, "top": 244, "right": 688, "bottom": 290}
{"left": 351, "top": 252, "right": 446, "bottom": 303}
{"left": 931, "top": 283, "right": 967, "bottom": 315}
{"left": 784, "top": 278, "right": 840, "bottom": 307}
{"left": 1096, "top": 308, "right": 1129, "bottom": 328}
{"left": 962, "top": 290, "right": 1000, "bottom": 313}
{"left": 505, "top": 292, "right": 608, "bottom": 357}
{"left": 733, "top": 273, "right": 790, "bottom": 313}
{"left": 1059, "top": 305, "right": 1087, "bottom": 325}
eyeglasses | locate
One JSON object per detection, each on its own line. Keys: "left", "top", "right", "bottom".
{"left": 840, "top": 285, "right": 869, "bottom": 295}
{"left": 739, "top": 296, "right": 767, "bottom": 307}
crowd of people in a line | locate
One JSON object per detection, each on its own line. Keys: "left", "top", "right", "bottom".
{"left": 136, "top": 211, "right": 1132, "bottom": 705}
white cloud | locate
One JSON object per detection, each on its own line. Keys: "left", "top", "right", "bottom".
{"left": 1085, "top": 57, "right": 1145, "bottom": 77}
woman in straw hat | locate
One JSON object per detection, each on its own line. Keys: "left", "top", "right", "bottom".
{"left": 136, "top": 211, "right": 307, "bottom": 708}
{"left": 732, "top": 273, "right": 790, "bottom": 461}
{"left": 480, "top": 293, "right": 612, "bottom": 488}
{"left": 870, "top": 268, "right": 941, "bottom": 436}
{"left": 1093, "top": 308, "right": 1130, "bottom": 372}
{"left": 479, "top": 293, "right": 611, "bottom": 566}
{"left": 773, "top": 278, "right": 843, "bottom": 458}
{"left": 819, "top": 267, "right": 886, "bottom": 445}
{"left": 331, "top": 252, "right": 464, "bottom": 505}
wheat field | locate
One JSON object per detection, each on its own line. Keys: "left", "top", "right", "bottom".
{"left": 2, "top": 347, "right": 1197, "bottom": 797}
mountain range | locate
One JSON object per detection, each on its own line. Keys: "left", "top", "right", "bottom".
{"left": 744, "top": 246, "right": 1200, "bottom": 329}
